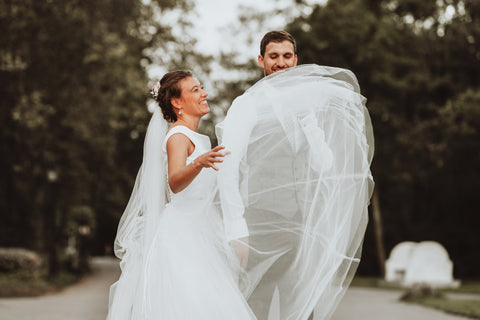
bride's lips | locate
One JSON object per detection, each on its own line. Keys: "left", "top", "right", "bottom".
{"left": 200, "top": 99, "right": 208, "bottom": 104}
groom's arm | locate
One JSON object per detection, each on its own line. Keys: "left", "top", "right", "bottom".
{"left": 216, "top": 95, "right": 257, "bottom": 242}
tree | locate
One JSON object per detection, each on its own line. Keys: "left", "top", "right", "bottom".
{"left": 209, "top": 0, "right": 480, "bottom": 277}
{"left": 0, "top": 0, "right": 193, "bottom": 275}
{"left": 286, "top": 0, "right": 480, "bottom": 277}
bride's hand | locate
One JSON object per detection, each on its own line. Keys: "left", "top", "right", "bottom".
{"left": 231, "top": 237, "right": 249, "bottom": 268}
{"left": 192, "top": 145, "right": 229, "bottom": 171}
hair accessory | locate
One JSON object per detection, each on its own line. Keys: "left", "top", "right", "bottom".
{"left": 151, "top": 81, "right": 160, "bottom": 99}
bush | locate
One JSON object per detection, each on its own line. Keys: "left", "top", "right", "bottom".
{"left": 0, "top": 247, "right": 42, "bottom": 277}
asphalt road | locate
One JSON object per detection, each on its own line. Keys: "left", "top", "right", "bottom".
{"left": 0, "top": 257, "right": 116, "bottom": 320}
{"left": 0, "top": 257, "right": 474, "bottom": 320}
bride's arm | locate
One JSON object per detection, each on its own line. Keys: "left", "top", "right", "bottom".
{"left": 167, "top": 134, "right": 226, "bottom": 193}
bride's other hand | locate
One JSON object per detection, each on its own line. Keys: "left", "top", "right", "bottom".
{"left": 193, "top": 145, "right": 229, "bottom": 171}
{"left": 231, "top": 237, "right": 249, "bottom": 268}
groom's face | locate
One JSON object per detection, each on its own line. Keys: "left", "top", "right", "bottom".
{"left": 258, "top": 40, "right": 297, "bottom": 76}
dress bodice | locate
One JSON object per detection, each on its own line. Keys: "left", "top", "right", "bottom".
{"left": 163, "top": 126, "right": 216, "bottom": 203}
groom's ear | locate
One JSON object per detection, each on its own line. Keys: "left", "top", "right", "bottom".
{"left": 257, "top": 54, "right": 265, "bottom": 69}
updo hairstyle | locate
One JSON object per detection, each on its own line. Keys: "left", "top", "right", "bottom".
{"left": 152, "top": 70, "right": 192, "bottom": 122}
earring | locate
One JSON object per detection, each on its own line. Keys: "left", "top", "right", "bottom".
{"left": 179, "top": 110, "right": 182, "bottom": 115}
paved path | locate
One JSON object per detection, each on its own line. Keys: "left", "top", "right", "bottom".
{"left": 0, "top": 257, "right": 474, "bottom": 320}
{"left": 331, "top": 287, "right": 473, "bottom": 320}
{"left": 0, "top": 257, "right": 119, "bottom": 320}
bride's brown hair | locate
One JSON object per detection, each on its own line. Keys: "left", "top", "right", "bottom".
{"left": 153, "top": 70, "right": 192, "bottom": 122}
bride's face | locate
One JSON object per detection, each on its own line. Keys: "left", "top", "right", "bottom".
{"left": 176, "top": 77, "right": 209, "bottom": 117}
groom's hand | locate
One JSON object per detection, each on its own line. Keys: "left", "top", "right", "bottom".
{"left": 231, "top": 237, "right": 249, "bottom": 268}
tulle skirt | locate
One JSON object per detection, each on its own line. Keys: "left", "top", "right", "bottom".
{"left": 129, "top": 199, "right": 256, "bottom": 320}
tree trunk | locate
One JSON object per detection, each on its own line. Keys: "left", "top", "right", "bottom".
{"left": 371, "top": 187, "right": 386, "bottom": 277}
{"left": 44, "top": 182, "right": 60, "bottom": 277}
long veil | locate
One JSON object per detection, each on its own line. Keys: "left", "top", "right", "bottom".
{"left": 107, "top": 107, "right": 168, "bottom": 320}
{"left": 217, "top": 64, "right": 374, "bottom": 320}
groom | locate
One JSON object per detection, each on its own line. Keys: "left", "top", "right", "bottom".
{"left": 257, "top": 30, "right": 298, "bottom": 76}
{"left": 220, "top": 30, "right": 317, "bottom": 320}
{"left": 258, "top": 31, "right": 316, "bottom": 320}
{"left": 234, "top": 30, "right": 301, "bottom": 263}
{"left": 222, "top": 30, "right": 300, "bottom": 263}
{"left": 219, "top": 30, "right": 372, "bottom": 320}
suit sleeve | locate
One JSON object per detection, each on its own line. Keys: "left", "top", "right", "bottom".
{"left": 216, "top": 95, "right": 257, "bottom": 241}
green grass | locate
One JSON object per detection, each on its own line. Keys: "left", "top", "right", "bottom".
{"left": 0, "top": 271, "right": 80, "bottom": 297}
{"left": 350, "top": 276, "right": 380, "bottom": 288}
{"left": 352, "top": 276, "right": 480, "bottom": 294}
{"left": 0, "top": 273, "right": 49, "bottom": 297}
{"left": 352, "top": 277, "right": 480, "bottom": 318}
{"left": 402, "top": 295, "right": 480, "bottom": 319}
{"left": 444, "top": 280, "right": 480, "bottom": 295}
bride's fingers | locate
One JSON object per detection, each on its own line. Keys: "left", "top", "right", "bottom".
{"left": 211, "top": 152, "right": 226, "bottom": 157}
{"left": 210, "top": 155, "right": 223, "bottom": 163}
{"left": 195, "top": 148, "right": 228, "bottom": 168}
{"left": 211, "top": 145, "right": 225, "bottom": 152}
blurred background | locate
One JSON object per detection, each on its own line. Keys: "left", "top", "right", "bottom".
{"left": 0, "top": 0, "right": 479, "bottom": 292}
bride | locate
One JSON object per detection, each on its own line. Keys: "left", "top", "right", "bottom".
{"left": 107, "top": 64, "right": 374, "bottom": 320}
{"left": 107, "top": 70, "right": 256, "bottom": 319}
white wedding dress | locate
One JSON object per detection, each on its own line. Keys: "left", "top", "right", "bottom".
{"left": 140, "top": 126, "right": 255, "bottom": 319}
{"left": 107, "top": 124, "right": 256, "bottom": 320}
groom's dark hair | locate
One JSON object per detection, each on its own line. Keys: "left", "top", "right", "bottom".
{"left": 260, "top": 30, "right": 297, "bottom": 57}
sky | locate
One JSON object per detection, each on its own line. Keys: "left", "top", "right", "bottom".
{"left": 193, "top": 0, "right": 285, "bottom": 55}
{"left": 194, "top": 0, "right": 262, "bottom": 54}
{"left": 190, "top": 0, "right": 326, "bottom": 57}
{"left": 181, "top": 0, "right": 327, "bottom": 84}
{"left": 148, "top": 0, "right": 326, "bottom": 100}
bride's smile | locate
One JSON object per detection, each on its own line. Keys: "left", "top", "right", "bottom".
{"left": 173, "top": 77, "right": 209, "bottom": 117}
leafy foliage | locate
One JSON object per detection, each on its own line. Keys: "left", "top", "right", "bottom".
{"left": 286, "top": 0, "right": 480, "bottom": 277}
{"left": 1, "top": 0, "right": 479, "bottom": 280}
{"left": 216, "top": 0, "right": 480, "bottom": 277}
{"left": 0, "top": 0, "right": 192, "bottom": 274}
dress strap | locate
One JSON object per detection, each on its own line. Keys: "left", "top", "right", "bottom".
{"left": 162, "top": 125, "right": 199, "bottom": 152}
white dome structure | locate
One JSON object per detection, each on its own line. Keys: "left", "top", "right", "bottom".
{"left": 385, "top": 241, "right": 416, "bottom": 282}
{"left": 385, "top": 241, "right": 460, "bottom": 288}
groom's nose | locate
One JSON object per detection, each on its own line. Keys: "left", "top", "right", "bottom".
{"left": 277, "top": 57, "right": 287, "bottom": 67}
